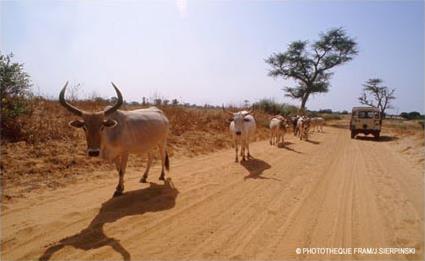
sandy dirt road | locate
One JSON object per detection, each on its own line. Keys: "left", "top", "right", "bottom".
{"left": 1, "top": 127, "right": 423, "bottom": 261}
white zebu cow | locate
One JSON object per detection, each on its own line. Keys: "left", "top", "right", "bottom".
{"left": 60, "top": 82, "right": 170, "bottom": 197}
{"left": 291, "top": 115, "right": 301, "bottom": 136}
{"left": 297, "top": 116, "right": 311, "bottom": 141}
{"left": 269, "top": 115, "right": 289, "bottom": 146}
{"left": 224, "top": 109, "right": 256, "bottom": 162}
{"left": 311, "top": 117, "right": 325, "bottom": 132}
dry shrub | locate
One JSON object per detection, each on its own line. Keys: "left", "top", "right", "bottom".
{"left": 383, "top": 119, "right": 424, "bottom": 138}
{"left": 320, "top": 113, "right": 342, "bottom": 120}
{"left": 21, "top": 97, "right": 110, "bottom": 143}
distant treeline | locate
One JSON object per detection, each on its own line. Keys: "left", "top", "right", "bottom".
{"left": 399, "top": 111, "right": 425, "bottom": 120}
{"left": 38, "top": 95, "right": 425, "bottom": 120}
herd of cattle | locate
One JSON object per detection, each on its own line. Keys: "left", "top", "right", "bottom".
{"left": 224, "top": 108, "right": 324, "bottom": 162}
{"left": 59, "top": 83, "right": 324, "bottom": 197}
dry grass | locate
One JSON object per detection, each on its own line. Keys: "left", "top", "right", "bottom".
{"left": 382, "top": 119, "right": 424, "bottom": 137}
{"left": 0, "top": 99, "right": 271, "bottom": 198}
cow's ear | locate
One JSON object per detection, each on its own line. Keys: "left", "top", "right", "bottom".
{"left": 244, "top": 118, "right": 250, "bottom": 122}
{"left": 103, "top": 119, "right": 117, "bottom": 128}
{"left": 69, "top": 120, "right": 85, "bottom": 128}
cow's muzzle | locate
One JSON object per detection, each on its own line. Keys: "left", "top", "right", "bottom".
{"left": 88, "top": 149, "right": 100, "bottom": 157}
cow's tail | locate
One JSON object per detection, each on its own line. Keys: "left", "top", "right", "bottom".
{"left": 165, "top": 151, "right": 170, "bottom": 171}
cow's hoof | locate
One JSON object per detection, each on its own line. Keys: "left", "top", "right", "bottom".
{"left": 139, "top": 177, "right": 147, "bottom": 183}
{"left": 113, "top": 190, "right": 123, "bottom": 197}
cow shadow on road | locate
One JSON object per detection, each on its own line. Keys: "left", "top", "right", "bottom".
{"left": 39, "top": 178, "right": 179, "bottom": 261}
{"left": 277, "top": 141, "right": 302, "bottom": 154}
{"left": 277, "top": 141, "right": 293, "bottom": 148}
{"left": 306, "top": 139, "right": 320, "bottom": 145}
{"left": 240, "top": 158, "right": 279, "bottom": 181}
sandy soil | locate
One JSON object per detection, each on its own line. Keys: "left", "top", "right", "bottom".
{"left": 1, "top": 127, "right": 423, "bottom": 261}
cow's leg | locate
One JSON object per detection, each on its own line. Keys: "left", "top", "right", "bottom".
{"left": 114, "top": 153, "right": 128, "bottom": 197}
{"left": 113, "top": 156, "right": 122, "bottom": 196}
{"left": 234, "top": 139, "right": 239, "bottom": 162}
{"left": 238, "top": 138, "right": 244, "bottom": 159}
{"left": 241, "top": 139, "right": 247, "bottom": 161}
{"left": 246, "top": 138, "right": 252, "bottom": 159}
{"left": 274, "top": 129, "right": 277, "bottom": 145}
{"left": 158, "top": 143, "right": 167, "bottom": 181}
{"left": 269, "top": 131, "right": 273, "bottom": 145}
{"left": 114, "top": 156, "right": 121, "bottom": 172}
{"left": 140, "top": 152, "right": 153, "bottom": 183}
{"left": 280, "top": 131, "right": 284, "bottom": 145}
{"left": 275, "top": 130, "right": 278, "bottom": 145}
{"left": 276, "top": 131, "right": 280, "bottom": 145}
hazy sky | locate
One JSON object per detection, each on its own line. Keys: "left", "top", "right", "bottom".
{"left": 1, "top": 0, "right": 424, "bottom": 113}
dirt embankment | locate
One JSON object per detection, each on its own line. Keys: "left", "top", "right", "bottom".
{"left": 1, "top": 126, "right": 423, "bottom": 261}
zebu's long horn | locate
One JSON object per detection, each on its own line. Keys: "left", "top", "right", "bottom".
{"left": 222, "top": 105, "right": 234, "bottom": 115}
{"left": 104, "top": 82, "right": 123, "bottom": 115}
{"left": 59, "top": 81, "right": 84, "bottom": 116}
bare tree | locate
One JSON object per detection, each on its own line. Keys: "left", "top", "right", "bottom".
{"left": 358, "top": 78, "right": 396, "bottom": 119}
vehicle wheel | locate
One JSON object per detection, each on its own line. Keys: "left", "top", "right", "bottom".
{"left": 351, "top": 130, "right": 355, "bottom": 139}
{"left": 374, "top": 131, "right": 380, "bottom": 140}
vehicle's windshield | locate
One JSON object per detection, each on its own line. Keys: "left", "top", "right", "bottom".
{"left": 358, "top": 111, "right": 379, "bottom": 119}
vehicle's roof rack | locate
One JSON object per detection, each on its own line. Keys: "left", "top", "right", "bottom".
{"left": 352, "top": 106, "right": 380, "bottom": 112}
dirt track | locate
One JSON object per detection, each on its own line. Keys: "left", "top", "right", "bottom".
{"left": 1, "top": 127, "right": 423, "bottom": 260}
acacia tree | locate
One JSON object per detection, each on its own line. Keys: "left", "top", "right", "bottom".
{"left": 358, "top": 78, "right": 395, "bottom": 119}
{"left": 266, "top": 28, "right": 358, "bottom": 111}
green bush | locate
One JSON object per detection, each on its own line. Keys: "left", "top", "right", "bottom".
{"left": 0, "top": 53, "right": 33, "bottom": 142}
{"left": 400, "top": 111, "right": 424, "bottom": 120}
{"left": 320, "top": 114, "right": 342, "bottom": 120}
{"left": 253, "top": 99, "right": 298, "bottom": 116}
